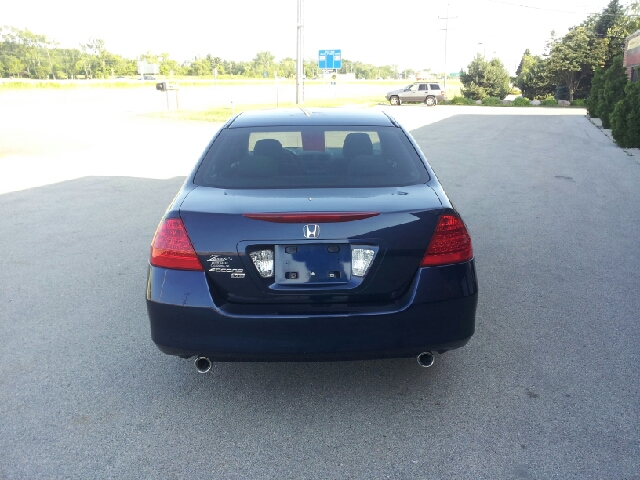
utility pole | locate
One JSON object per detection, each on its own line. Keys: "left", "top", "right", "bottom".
{"left": 438, "top": 4, "right": 457, "bottom": 90}
{"left": 296, "top": 0, "right": 304, "bottom": 105}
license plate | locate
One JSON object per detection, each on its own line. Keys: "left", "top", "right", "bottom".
{"left": 274, "top": 244, "right": 350, "bottom": 284}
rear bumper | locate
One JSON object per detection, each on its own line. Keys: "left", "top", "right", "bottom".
{"left": 146, "top": 261, "right": 478, "bottom": 361}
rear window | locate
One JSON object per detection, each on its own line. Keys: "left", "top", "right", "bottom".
{"left": 430, "top": 84, "right": 441, "bottom": 90}
{"left": 194, "top": 126, "right": 429, "bottom": 189}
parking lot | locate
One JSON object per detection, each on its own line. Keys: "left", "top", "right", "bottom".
{"left": 1, "top": 88, "right": 639, "bottom": 479}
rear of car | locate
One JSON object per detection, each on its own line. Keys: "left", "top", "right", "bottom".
{"left": 146, "top": 109, "right": 477, "bottom": 364}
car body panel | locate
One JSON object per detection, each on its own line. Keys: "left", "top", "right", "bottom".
{"left": 228, "top": 108, "right": 395, "bottom": 128}
{"left": 147, "top": 261, "right": 477, "bottom": 360}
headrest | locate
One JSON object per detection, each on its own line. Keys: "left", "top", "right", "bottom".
{"left": 253, "top": 139, "right": 283, "bottom": 158}
{"left": 343, "top": 133, "right": 373, "bottom": 159}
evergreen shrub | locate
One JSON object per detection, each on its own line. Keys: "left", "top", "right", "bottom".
{"left": 512, "top": 97, "right": 531, "bottom": 106}
{"left": 482, "top": 96, "right": 501, "bottom": 106}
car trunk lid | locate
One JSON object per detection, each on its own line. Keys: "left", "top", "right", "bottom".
{"left": 179, "top": 185, "right": 442, "bottom": 304}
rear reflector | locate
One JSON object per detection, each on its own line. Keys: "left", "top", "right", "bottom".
{"left": 243, "top": 212, "right": 379, "bottom": 223}
{"left": 420, "top": 214, "right": 473, "bottom": 267}
{"left": 150, "top": 218, "right": 204, "bottom": 271}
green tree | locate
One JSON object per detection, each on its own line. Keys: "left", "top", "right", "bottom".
{"left": 251, "top": 51, "right": 275, "bottom": 77}
{"left": 610, "top": 74, "right": 640, "bottom": 147}
{"left": 378, "top": 65, "right": 395, "bottom": 79}
{"left": 594, "top": 0, "right": 627, "bottom": 67}
{"left": 188, "top": 57, "right": 210, "bottom": 76}
{"left": 159, "top": 58, "right": 184, "bottom": 76}
{"left": 3, "top": 55, "right": 24, "bottom": 77}
{"left": 516, "top": 50, "right": 535, "bottom": 94}
{"left": 518, "top": 56, "right": 552, "bottom": 99}
{"left": 546, "top": 26, "right": 604, "bottom": 101}
{"left": 460, "top": 55, "right": 510, "bottom": 100}
{"left": 587, "top": 66, "right": 605, "bottom": 117}
{"left": 205, "top": 54, "right": 222, "bottom": 74}
{"left": 138, "top": 52, "right": 159, "bottom": 64}
{"left": 597, "top": 54, "right": 627, "bottom": 128}
{"left": 401, "top": 68, "right": 415, "bottom": 79}
{"left": 339, "top": 59, "right": 355, "bottom": 75}
{"left": 278, "top": 57, "right": 296, "bottom": 78}
{"left": 221, "top": 59, "right": 247, "bottom": 76}
{"left": 11, "top": 28, "right": 53, "bottom": 78}
{"left": 515, "top": 49, "right": 531, "bottom": 76}
{"left": 78, "top": 38, "right": 105, "bottom": 79}
{"left": 351, "top": 61, "right": 377, "bottom": 80}
{"left": 303, "top": 58, "right": 316, "bottom": 79}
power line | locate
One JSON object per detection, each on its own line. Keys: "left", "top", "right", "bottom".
{"left": 485, "top": 0, "right": 638, "bottom": 15}
{"left": 485, "top": 0, "right": 590, "bottom": 13}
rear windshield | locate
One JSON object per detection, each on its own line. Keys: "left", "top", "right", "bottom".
{"left": 194, "top": 126, "right": 429, "bottom": 189}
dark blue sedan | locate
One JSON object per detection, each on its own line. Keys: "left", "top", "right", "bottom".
{"left": 146, "top": 108, "right": 477, "bottom": 372}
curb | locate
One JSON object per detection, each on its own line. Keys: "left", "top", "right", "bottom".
{"left": 586, "top": 115, "right": 640, "bottom": 163}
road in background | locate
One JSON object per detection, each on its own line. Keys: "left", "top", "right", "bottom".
{"left": 1, "top": 89, "right": 638, "bottom": 478}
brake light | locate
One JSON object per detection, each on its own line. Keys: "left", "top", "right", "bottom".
{"left": 420, "top": 214, "right": 473, "bottom": 267}
{"left": 243, "top": 212, "right": 379, "bottom": 223}
{"left": 150, "top": 218, "right": 204, "bottom": 271}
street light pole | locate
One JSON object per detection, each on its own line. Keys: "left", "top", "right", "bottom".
{"left": 296, "top": 0, "right": 304, "bottom": 105}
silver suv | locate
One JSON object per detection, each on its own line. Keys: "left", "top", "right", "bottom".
{"left": 386, "top": 83, "right": 446, "bottom": 106}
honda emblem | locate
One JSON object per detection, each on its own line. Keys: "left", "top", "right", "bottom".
{"left": 303, "top": 224, "right": 320, "bottom": 239}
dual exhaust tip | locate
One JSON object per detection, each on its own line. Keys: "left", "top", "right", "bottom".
{"left": 416, "top": 351, "right": 435, "bottom": 368}
{"left": 194, "top": 356, "right": 212, "bottom": 374}
{"left": 195, "top": 353, "right": 434, "bottom": 372}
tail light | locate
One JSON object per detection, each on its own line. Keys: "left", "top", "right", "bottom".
{"left": 420, "top": 214, "right": 473, "bottom": 267}
{"left": 150, "top": 218, "right": 204, "bottom": 271}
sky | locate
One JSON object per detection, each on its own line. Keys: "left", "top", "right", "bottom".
{"left": 2, "top": 0, "right": 625, "bottom": 74}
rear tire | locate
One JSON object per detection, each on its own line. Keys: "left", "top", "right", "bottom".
{"left": 425, "top": 96, "right": 436, "bottom": 106}
{"left": 390, "top": 95, "right": 400, "bottom": 106}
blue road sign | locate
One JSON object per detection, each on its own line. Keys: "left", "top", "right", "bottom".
{"left": 318, "top": 50, "right": 342, "bottom": 70}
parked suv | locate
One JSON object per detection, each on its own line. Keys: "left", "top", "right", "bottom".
{"left": 386, "top": 83, "right": 446, "bottom": 106}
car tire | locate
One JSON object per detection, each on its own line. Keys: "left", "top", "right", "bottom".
{"left": 390, "top": 95, "right": 400, "bottom": 106}
{"left": 425, "top": 96, "right": 436, "bottom": 106}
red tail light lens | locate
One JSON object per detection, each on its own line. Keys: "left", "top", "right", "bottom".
{"left": 150, "top": 218, "right": 204, "bottom": 271}
{"left": 420, "top": 214, "right": 473, "bottom": 267}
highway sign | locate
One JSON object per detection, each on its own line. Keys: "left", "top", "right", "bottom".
{"left": 318, "top": 50, "right": 342, "bottom": 70}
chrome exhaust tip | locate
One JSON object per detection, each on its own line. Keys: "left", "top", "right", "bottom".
{"left": 416, "top": 351, "right": 435, "bottom": 368}
{"left": 194, "top": 356, "right": 212, "bottom": 374}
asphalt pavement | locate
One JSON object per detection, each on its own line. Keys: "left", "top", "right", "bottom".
{"left": 1, "top": 96, "right": 639, "bottom": 479}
